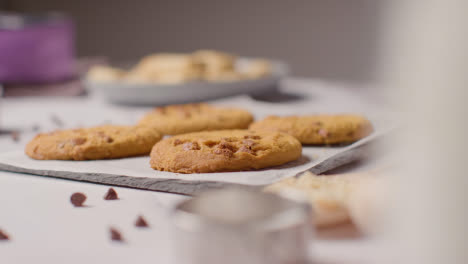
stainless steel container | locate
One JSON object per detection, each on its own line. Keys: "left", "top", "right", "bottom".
{"left": 172, "top": 188, "right": 313, "bottom": 264}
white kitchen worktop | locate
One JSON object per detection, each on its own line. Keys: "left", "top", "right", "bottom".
{"left": 0, "top": 78, "right": 385, "bottom": 264}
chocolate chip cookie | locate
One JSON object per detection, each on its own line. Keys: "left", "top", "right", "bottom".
{"left": 249, "top": 115, "right": 373, "bottom": 145}
{"left": 150, "top": 130, "right": 302, "bottom": 173}
{"left": 25, "top": 125, "right": 162, "bottom": 160}
{"left": 138, "top": 103, "right": 254, "bottom": 135}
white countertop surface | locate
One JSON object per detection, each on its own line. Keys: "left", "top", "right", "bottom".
{"left": 0, "top": 78, "right": 386, "bottom": 264}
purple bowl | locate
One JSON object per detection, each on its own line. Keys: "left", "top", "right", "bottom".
{"left": 0, "top": 13, "right": 75, "bottom": 84}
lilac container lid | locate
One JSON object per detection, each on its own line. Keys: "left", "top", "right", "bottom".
{"left": 0, "top": 12, "right": 75, "bottom": 84}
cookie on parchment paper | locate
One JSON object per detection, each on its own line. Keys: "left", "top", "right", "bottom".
{"left": 150, "top": 130, "right": 302, "bottom": 173}
{"left": 250, "top": 115, "right": 373, "bottom": 145}
{"left": 25, "top": 125, "right": 162, "bottom": 160}
{"left": 139, "top": 103, "right": 254, "bottom": 135}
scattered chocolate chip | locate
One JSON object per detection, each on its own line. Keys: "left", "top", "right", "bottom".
{"left": 0, "top": 229, "right": 10, "bottom": 241}
{"left": 10, "top": 131, "right": 20, "bottom": 142}
{"left": 110, "top": 227, "right": 124, "bottom": 242}
{"left": 32, "top": 124, "right": 40, "bottom": 132}
{"left": 135, "top": 215, "right": 149, "bottom": 228}
{"left": 244, "top": 135, "right": 261, "bottom": 140}
{"left": 183, "top": 142, "right": 200, "bottom": 151}
{"left": 50, "top": 114, "right": 64, "bottom": 127}
{"left": 318, "top": 129, "right": 329, "bottom": 138}
{"left": 72, "top": 137, "right": 87, "bottom": 146}
{"left": 70, "top": 192, "right": 87, "bottom": 207}
{"left": 104, "top": 188, "right": 119, "bottom": 200}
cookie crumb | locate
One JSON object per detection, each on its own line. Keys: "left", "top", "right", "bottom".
{"left": 110, "top": 227, "right": 124, "bottom": 242}
{"left": 104, "top": 188, "right": 119, "bottom": 200}
{"left": 11, "top": 131, "right": 20, "bottom": 142}
{"left": 70, "top": 192, "right": 87, "bottom": 207}
{"left": 0, "top": 229, "right": 10, "bottom": 241}
{"left": 135, "top": 215, "right": 149, "bottom": 228}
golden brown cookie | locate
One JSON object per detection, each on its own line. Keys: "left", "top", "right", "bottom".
{"left": 241, "top": 59, "right": 272, "bottom": 79}
{"left": 150, "top": 130, "right": 302, "bottom": 173}
{"left": 250, "top": 115, "right": 373, "bottom": 145}
{"left": 25, "top": 125, "right": 162, "bottom": 160}
{"left": 192, "top": 50, "right": 236, "bottom": 74}
{"left": 124, "top": 53, "right": 203, "bottom": 84}
{"left": 138, "top": 103, "right": 254, "bottom": 135}
{"left": 86, "top": 65, "right": 125, "bottom": 82}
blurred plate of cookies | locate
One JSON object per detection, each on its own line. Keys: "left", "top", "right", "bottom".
{"left": 85, "top": 50, "right": 288, "bottom": 105}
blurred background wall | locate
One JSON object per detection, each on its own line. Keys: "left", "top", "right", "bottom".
{"left": 3, "top": 0, "right": 381, "bottom": 83}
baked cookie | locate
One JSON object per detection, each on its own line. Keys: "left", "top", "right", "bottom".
{"left": 264, "top": 171, "right": 373, "bottom": 228}
{"left": 150, "top": 130, "right": 302, "bottom": 173}
{"left": 86, "top": 65, "right": 125, "bottom": 82}
{"left": 192, "top": 50, "right": 236, "bottom": 74}
{"left": 241, "top": 59, "right": 272, "bottom": 79}
{"left": 250, "top": 115, "right": 373, "bottom": 145}
{"left": 25, "top": 125, "right": 162, "bottom": 160}
{"left": 138, "top": 103, "right": 254, "bottom": 135}
{"left": 124, "top": 53, "right": 203, "bottom": 84}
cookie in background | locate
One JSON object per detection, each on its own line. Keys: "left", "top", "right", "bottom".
{"left": 138, "top": 103, "right": 254, "bottom": 135}
{"left": 250, "top": 114, "right": 374, "bottom": 145}
{"left": 85, "top": 49, "right": 273, "bottom": 84}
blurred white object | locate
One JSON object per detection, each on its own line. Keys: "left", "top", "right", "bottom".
{"left": 381, "top": 1, "right": 468, "bottom": 263}
{"left": 85, "top": 58, "right": 288, "bottom": 105}
{"left": 172, "top": 188, "right": 312, "bottom": 264}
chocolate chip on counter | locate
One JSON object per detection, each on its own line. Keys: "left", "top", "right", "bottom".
{"left": 70, "top": 192, "right": 87, "bottom": 207}
{"left": 0, "top": 229, "right": 10, "bottom": 241}
{"left": 110, "top": 227, "right": 124, "bottom": 242}
{"left": 135, "top": 215, "right": 149, "bottom": 228}
{"left": 104, "top": 188, "right": 119, "bottom": 200}
{"left": 10, "top": 131, "right": 20, "bottom": 142}
{"left": 32, "top": 124, "right": 40, "bottom": 132}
